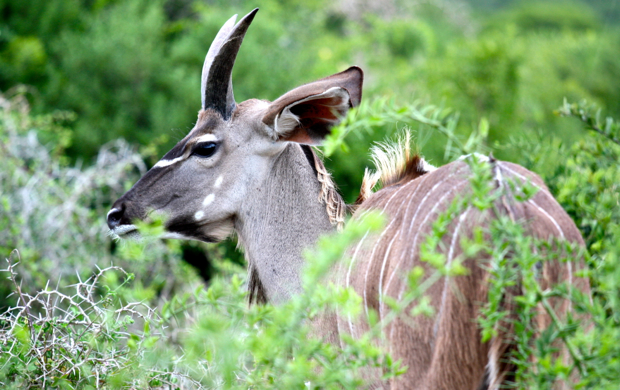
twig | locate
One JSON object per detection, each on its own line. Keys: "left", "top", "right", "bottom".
{"left": 5, "top": 250, "right": 35, "bottom": 341}
{"left": 540, "top": 293, "right": 586, "bottom": 377}
{"left": 557, "top": 100, "right": 620, "bottom": 146}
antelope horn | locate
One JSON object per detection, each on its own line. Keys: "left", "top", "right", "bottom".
{"left": 201, "top": 8, "right": 258, "bottom": 120}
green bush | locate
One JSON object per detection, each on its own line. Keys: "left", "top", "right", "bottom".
{"left": 3, "top": 88, "right": 620, "bottom": 388}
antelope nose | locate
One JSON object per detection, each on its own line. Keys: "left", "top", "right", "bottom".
{"left": 107, "top": 207, "right": 125, "bottom": 229}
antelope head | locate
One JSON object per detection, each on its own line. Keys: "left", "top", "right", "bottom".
{"left": 107, "top": 9, "right": 362, "bottom": 299}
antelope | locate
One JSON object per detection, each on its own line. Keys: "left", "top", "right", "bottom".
{"left": 107, "top": 9, "right": 589, "bottom": 389}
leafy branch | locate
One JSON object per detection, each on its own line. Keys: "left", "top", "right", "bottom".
{"left": 325, "top": 97, "right": 493, "bottom": 161}
{"left": 556, "top": 99, "right": 620, "bottom": 146}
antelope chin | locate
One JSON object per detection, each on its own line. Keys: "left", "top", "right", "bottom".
{"left": 161, "top": 232, "right": 194, "bottom": 240}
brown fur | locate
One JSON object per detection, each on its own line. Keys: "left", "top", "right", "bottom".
{"left": 387, "top": 154, "right": 429, "bottom": 186}
{"left": 338, "top": 158, "right": 589, "bottom": 390}
{"left": 354, "top": 155, "right": 429, "bottom": 208}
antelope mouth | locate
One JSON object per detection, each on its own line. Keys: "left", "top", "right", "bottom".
{"left": 108, "top": 224, "right": 140, "bottom": 240}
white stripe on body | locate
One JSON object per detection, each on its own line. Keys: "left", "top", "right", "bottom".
{"left": 362, "top": 183, "right": 413, "bottom": 321}
{"left": 346, "top": 230, "right": 370, "bottom": 337}
{"left": 433, "top": 207, "right": 471, "bottom": 340}
{"left": 388, "top": 179, "right": 468, "bottom": 342}
{"left": 527, "top": 198, "right": 572, "bottom": 309}
{"left": 500, "top": 164, "right": 573, "bottom": 306}
{"left": 382, "top": 166, "right": 467, "bottom": 314}
{"left": 376, "top": 173, "right": 435, "bottom": 319}
{"left": 347, "top": 179, "right": 416, "bottom": 337}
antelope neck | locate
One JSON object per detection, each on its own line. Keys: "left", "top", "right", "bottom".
{"left": 235, "top": 144, "right": 335, "bottom": 304}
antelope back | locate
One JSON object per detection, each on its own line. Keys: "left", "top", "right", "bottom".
{"left": 340, "top": 158, "right": 588, "bottom": 389}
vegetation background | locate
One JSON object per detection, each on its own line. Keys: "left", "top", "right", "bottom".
{"left": 1, "top": 0, "right": 619, "bottom": 388}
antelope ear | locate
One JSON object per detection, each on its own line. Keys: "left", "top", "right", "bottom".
{"left": 261, "top": 66, "right": 363, "bottom": 145}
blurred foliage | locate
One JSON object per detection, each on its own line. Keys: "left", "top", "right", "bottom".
{"left": 0, "top": 0, "right": 619, "bottom": 203}
{"left": 484, "top": 1, "right": 600, "bottom": 32}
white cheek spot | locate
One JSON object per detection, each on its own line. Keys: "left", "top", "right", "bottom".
{"left": 203, "top": 193, "right": 215, "bottom": 207}
{"left": 194, "top": 210, "right": 205, "bottom": 221}
{"left": 214, "top": 175, "right": 224, "bottom": 189}
{"left": 153, "top": 156, "right": 184, "bottom": 168}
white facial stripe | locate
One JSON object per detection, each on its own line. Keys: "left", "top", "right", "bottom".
{"left": 214, "top": 175, "right": 224, "bottom": 188}
{"left": 153, "top": 156, "right": 185, "bottom": 168}
{"left": 195, "top": 133, "right": 218, "bottom": 143}
{"left": 203, "top": 193, "right": 215, "bottom": 207}
{"left": 152, "top": 134, "right": 217, "bottom": 169}
{"left": 194, "top": 210, "right": 205, "bottom": 220}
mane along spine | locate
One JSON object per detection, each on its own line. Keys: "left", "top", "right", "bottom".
{"left": 357, "top": 131, "right": 435, "bottom": 205}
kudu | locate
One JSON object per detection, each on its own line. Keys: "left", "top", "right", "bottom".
{"left": 107, "top": 9, "right": 589, "bottom": 389}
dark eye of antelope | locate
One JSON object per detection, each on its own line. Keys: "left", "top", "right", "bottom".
{"left": 193, "top": 142, "right": 218, "bottom": 158}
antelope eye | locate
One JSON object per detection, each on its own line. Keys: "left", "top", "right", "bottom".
{"left": 193, "top": 142, "right": 218, "bottom": 158}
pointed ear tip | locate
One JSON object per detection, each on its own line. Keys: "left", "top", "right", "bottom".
{"left": 348, "top": 65, "right": 363, "bottom": 74}
{"left": 342, "top": 66, "right": 364, "bottom": 87}
{"left": 345, "top": 66, "right": 364, "bottom": 106}
{"left": 343, "top": 66, "right": 363, "bottom": 78}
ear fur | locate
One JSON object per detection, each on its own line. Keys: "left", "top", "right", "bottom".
{"left": 262, "top": 66, "right": 363, "bottom": 145}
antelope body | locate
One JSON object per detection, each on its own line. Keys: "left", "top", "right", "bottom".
{"left": 107, "top": 9, "right": 589, "bottom": 389}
